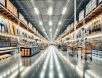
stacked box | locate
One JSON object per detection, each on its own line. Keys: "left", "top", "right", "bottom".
{"left": 33, "top": 27, "right": 36, "bottom": 32}
{"left": 91, "top": 0, "right": 97, "bottom": 10}
{"left": 19, "top": 13, "right": 27, "bottom": 25}
{"left": 8, "top": 20, "right": 14, "bottom": 34}
{"left": 70, "top": 23, "right": 74, "bottom": 30}
{"left": 98, "top": 0, "right": 102, "bottom": 4}
{"left": 21, "top": 47, "right": 40, "bottom": 57}
{"left": 86, "top": 1, "right": 92, "bottom": 16}
{"left": 28, "top": 22, "right": 33, "bottom": 29}
{"left": 19, "top": 13, "right": 24, "bottom": 21}
{"left": 79, "top": 10, "right": 84, "bottom": 21}
{"left": 0, "top": 18, "right": 9, "bottom": 33}
{"left": 10, "top": 38, "right": 17, "bottom": 47}
{"left": 23, "top": 18, "right": 27, "bottom": 25}
{"left": 6, "top": 0, "right": 18, "bottom": 17}
{"left": 85, "top": 0, "right": 97, "bottom": 16}
{"left": 13, "top": 5, "right": 18, "bottom": 17}
{"left": 66, "top": 26, "right": 69, "bottom": 32}
{"left": 0, "top": 0, "right": 5, "bottom": 6}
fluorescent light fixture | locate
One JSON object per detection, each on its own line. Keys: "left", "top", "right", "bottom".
{"left": 39, "top": 21, "right": 43, "bottom": 25}
{"left": 43, "top": 29, "right": 45, "bottom": 32}
{"left": 62, "top": 7, "right": 67, "bottom": 15}
{"left": 49, "top": 21, "right": 52, "bottom": 26}
{"left": 56, "top": 29, "right": 58, "bottom": 32}
{"left": 48, "top": 6, "right": 53, "bottom": 15}
{"left": 50, "top": 28, "right": 52, "bottom": 32}
{"left": 34, "top": 7, "right": 39, "bottom": 15}
{"left": 58, "top": 21, "right": 62, "bottom": 25}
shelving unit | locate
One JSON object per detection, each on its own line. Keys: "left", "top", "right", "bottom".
{"left": 0, "top": 1, "right": 45, "bottom": 55}
{"left": 0, "top": 4, "right": 37, "bottom": 37}
{"left": 59, "top": 4, "right": 102, "bottom": 41}
{"left": 58, "top": 2, "right": 102, "bottom": 61}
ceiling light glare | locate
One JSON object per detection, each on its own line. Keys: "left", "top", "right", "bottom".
{"left": 34, "top": 7, "right": 39, "bottom": 15}
{"left": 49, "top": 21, "right": 52, "bottom": 26}
{"left": 62, "top": 7, "right": 67, "bottom": 15}
{"left": 56, "top": 29, "right": 58, "bottom": 32}
{"left": 39, "top": 21, "right": 43, "bottom": 25}
{"left": 43, "top": 29, "right": 45, "bottom": 32}
{"left": 58, "top": 21, "right": 62, "bottom": 25}
{"left": 50, "top": 28, "right": 52, "bottom": 32}
{"left": 48, "top": 6, "right": 53, "bottom": 16}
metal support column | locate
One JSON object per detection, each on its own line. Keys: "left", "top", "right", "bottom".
{"left": 74, "top": 0, "right": 76, "bottom": 39}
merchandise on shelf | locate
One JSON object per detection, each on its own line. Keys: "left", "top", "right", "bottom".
{"left": 85, "top": 0, "right": 97, "bottom": 16}
{"left": 33, "top": 27, "right": 36, "bottom": 32}
{"left": 98, "top": 0, "right": 102, "bottom": 4}
{"left": 0, "top": 0, "right": 5, "bottom": 6}
{"left": 92, "top": 41, "right": 102, "bottom": 59}
{"left": 6, "top": 0, "right": 18, "bottom": 17}
{"left": 10, "top": 38, "right": 18, "bottom": 47}
{"left": 28, "top": 22, "right": 33, "bottom": 29}
{"left": 86, "top": 18, "right": 102, "bottom": 36}
{"left": 0, "top": 36, "right": 11, "bottom": 47}
{"left": 79, "top": 9, "right": 85, "bottom": 21}
{"left": 76, "top": 16, "right": 102, "bottom": 38}
{"left": 85, "top": 1, "right": 91, "bottom": 16}
{"left": 16, "top": 29, "right": 21, "bottom": 36}
{"left": 22, "top": 32, "right": 27, "bottom": 38}
{"left": 9, "top": 21, "right": 18, "bottom": 35}
{"left": 0, "top": 19, "right": 8, "bottom": 33}
{"left": 76, "top": 30, "right": 81, "bottom": 38}
{"left": 91, "top": 0, "right": 97, "bottom": 10}
{"left": 19, "top": 13, "right": 27, "bottom": 25}
{"left": 21, "top": 47, "right": 40, "bottom": 57}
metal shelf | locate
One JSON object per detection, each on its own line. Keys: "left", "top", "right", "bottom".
{"left": 60, "top": 4, "right": 102, "bottom": 40}
{"left": 0, "top": 4, "right": 37, "bottom": 36}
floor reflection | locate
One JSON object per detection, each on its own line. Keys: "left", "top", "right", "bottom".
{"left": 0, "top": 46, "right": 102, "bottom": 78}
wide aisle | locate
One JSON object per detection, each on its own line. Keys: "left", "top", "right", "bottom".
{"left": 28, "top": 46, "right": 80, "bottom": 78}
{"left": 0, "top": 46, "right": 80, "bottom": 78}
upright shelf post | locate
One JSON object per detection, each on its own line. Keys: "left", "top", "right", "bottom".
{"left": 74, "top": 0, "right": 76, "bottom": 39}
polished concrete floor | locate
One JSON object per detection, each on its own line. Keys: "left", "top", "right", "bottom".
{"left": 0, "top": 46, "right": 102, "bottom": 78}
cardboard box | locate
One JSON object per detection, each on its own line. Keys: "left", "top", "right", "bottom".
{"left": 85, "top": 0, "right": 97, "bottom": 16}
{"left": 22, "top": 49, "right": 25, "bottom": 56}
{"left": 0, "top": 0, "right": 5, "bottom": 6}
{"left": 91, "top": 0, "right": 97, "bottom": 10}
{"left": 12, "top": 23, "right": 17, "bottom": 35}
{"left": 98, "top": 0, "right": 102, "bottom": 4}
{"left": 79, "top": 10, "right": 84, "bottom": 21}
{"left": 28, "top": 22, "right": 33, "bottom": 29}
{"left": 19, "top": 13, "right": 27, "bottom": 25}
{"left": 86, "top": 1, "right": 92, "bottom": 16}
{"left": 6, "top": 0, "right": 18, "bottom": 17}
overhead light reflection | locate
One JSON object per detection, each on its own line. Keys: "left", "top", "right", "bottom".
{"left": 53, "top": 47, "right": 64, "bottom": 78}
{"left": 34, "top": 7, "right": 39, "bottom": 15}
{"left": 40, "top": 50, "right": 51, "bottom": 78}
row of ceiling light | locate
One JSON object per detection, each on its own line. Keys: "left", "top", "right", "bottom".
{"left": 33, "top": 2, "right": 67, "bottom": 41}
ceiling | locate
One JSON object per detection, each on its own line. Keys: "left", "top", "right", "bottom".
{"left": 11, "top": 0, "right": 89, "bottom": 41}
